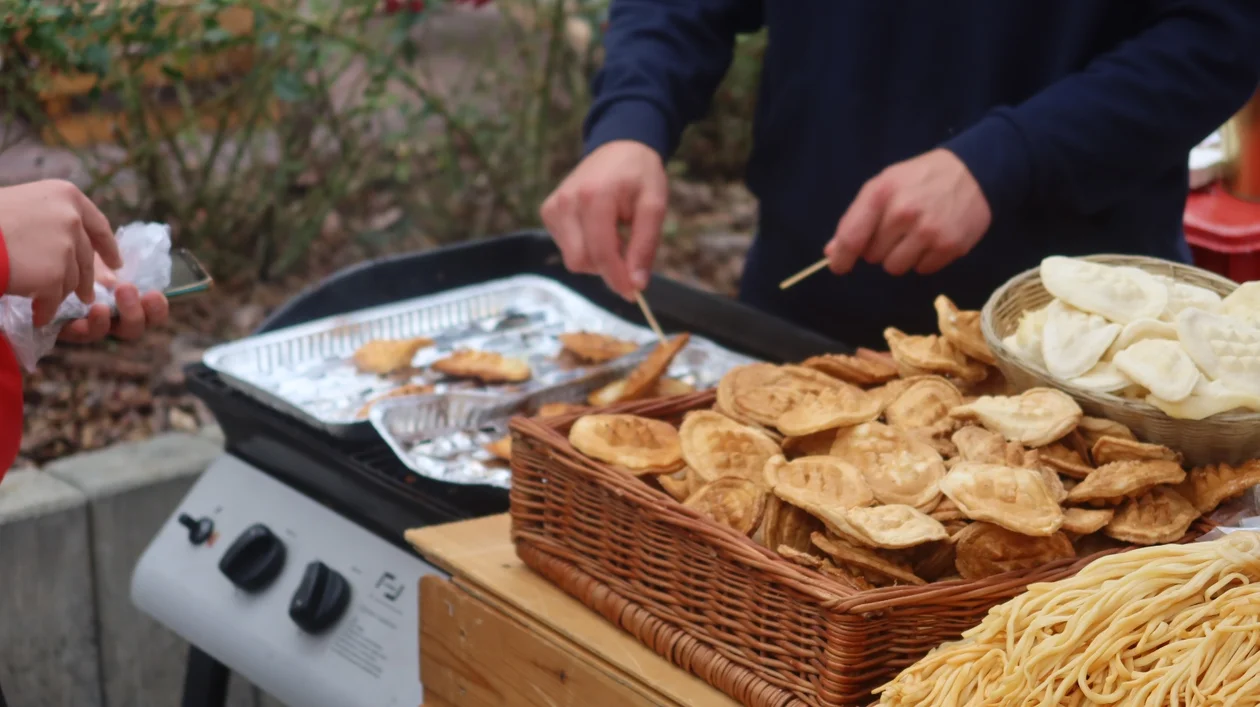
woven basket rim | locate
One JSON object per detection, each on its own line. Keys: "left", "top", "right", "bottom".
{"left": 981, "top": 253, "right": 1260, "bottom": 424}
{"left": 509, "top": 390, "right": 1211, "bottom": 615}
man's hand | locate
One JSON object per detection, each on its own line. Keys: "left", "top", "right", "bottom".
{"left": 57, "top": 254, "right": 170, "bottom": 344}
{"left": 824, "top": 149, "right": 992, "bottom": 277}
{"left": 540, "top": 140, "right": 668, "bottom": 300}
{"left": 0, "top": 179, "right": 123, "bottom": 326}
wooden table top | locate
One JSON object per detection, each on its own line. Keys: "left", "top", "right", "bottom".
{"left": 406, "top": 514, "right": 735, "bottom": 707}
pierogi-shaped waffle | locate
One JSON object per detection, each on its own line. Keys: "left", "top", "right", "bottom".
{"left": 352, "top": 336, "right": 434, "bottom": 375}
{"left": 354, "top": 383, "right": 435, "bottom": 419}
{"left": 658, "top": 468, "right": 704, "bottom": 502}
{"left": 1219, "top": 281, "right": 1260, "bottom": 326}
{"left": 953, "top": 522, "right": 1075, "bottom": 581}
{"left": 1160, "top": 277, "right": 1223, "bottom": 322}
{"left": 884, "top": 328, "right": 988, "bottom": 383}
{"left": 949, "top": 388, "right": 1082, "bottom": 448}
{"left": 1106, "top": 318, "right": 1178, "bottom": 359}
{"left": 432, "top": 350, "right": 531, "bottom": 383}
{"left": 1145, "top": 378, "right": 1260, "bottom": 420}
{"left": 1104, "top": 486, "right": 1198, "bottom": 545}
{"left": 557, "top": 331, "right": 639, "bottom": 363}
{"left": 933, "top": 295, "right": 996, "bottom": 365}
{"left": 1065, "top": 459, "right": 1186, "bottom": 506}
{"left": 1175, "top": 459, "right": 1260, "bottom": 514}
{"left": 587, "top": 377, "right": 695, "bottom": 407}
{"left": 1090, "top": 435, "right": 1182, "bottom": 466}
{"left": 776, "top": 545, "right": 825, "bottom": 569}
{"left": 830, "top": 422, "right": 945, "bottom": 510}
{"left": 568, "top": 414, "right": 683, "bottom": 475}
{"left": 1060, "top": 507, "right": 1115, "bottom": 535}
{"left": 1077, "top": 415, "right": 1137, "bottom": 446}
{"left": 616, "top": 333, "right": 691, "bottom": 401}
{"left": 763, "top": 495, "right": 825, "bottom": 554}
{"left": 800, "top": 351, "right": 899, "bottom": 386}
{"left": 1040, "top": 300, "right": 1121, "bottom": 380}
{"left": 1175, "top": 308, "right": 1260, "bottom": 392}
{"left": 1068, "top": 361, "right": 1131, "bottom": 394}
{"left": 939, "top": 463, "right": 1064, "bottom": 536}
{"left": 811, "top": 532, "right": 925, "bottom": 586}
{"left": 950, "top": 426, "right": 1025, "bottom": 467}
{"left": 1039, "top": 256, "right": 1168, "bottom": 324}
{"left": 775, "top": 383, "right": 881, "bottom": 436}
{"left": 1034, "top": 442, "right": 1094, "bottom": 480}
{"left": 683, "top": 477, "right": 768, "bottom": 537}
{"left": 717, "top": 363, "right": 845, "bottom": 428}
{"left": 1002, "top": 304, "right": 1051, "bottom": 368}
{"left": 1113, "top": 338, "right": 1200, "bottom": 402}
{"left": 883, "top": 377, "right": 962, "bottom": 434}
{"left": 763, "top": 455, "right": 875, "bottom": 509}
{"left": 679, "top": 410, "right": 782, "bottom": 482}
{"left": 834, "top": 504, "right": 949, "bottom": 550}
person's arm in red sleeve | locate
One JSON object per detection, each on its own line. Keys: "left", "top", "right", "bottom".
{"left": 0, "top": 225, "right": 23, "bottom": 481}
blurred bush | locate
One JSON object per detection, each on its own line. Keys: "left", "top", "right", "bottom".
{"left": 0, "top": 0, "right": 758, "bottom": 284}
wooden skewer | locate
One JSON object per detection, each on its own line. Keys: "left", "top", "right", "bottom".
{"left": 634, "top": 291, "right": 667, "bottom": 344}
{"left": 779, "top": 258, "right": 830, "bottom": 290}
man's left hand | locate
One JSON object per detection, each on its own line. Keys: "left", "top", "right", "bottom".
{"left": 58, "top": 254, "right": 170, "bottom": 344}
{"left": 824, "top": 149, "right": 992, "bottom": 277}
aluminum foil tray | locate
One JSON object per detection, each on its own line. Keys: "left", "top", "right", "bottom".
{"left": 368, "top": 344, "right": 742, "bottom": 488}
{"left": 203, "top": 274, "right": 754, "bottom": 438}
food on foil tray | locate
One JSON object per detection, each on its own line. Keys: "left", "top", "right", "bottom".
{"left": 355, "top": 383, "right": 436, "bottom": 419}
{"left": 875, "top": 532, "right": 1260, "bottom": 706}
{"left": 556, "top": 295, "right": 1259, "bottom": 589}
{"left": 352, "top": 336, "right": 434, "bottom": 375}
{"left": 557, "top": 331, "right": 639, "bottom": 363}
{"left": 431, "top": 349, "right": 532, "bottom": 383}
{"left": 483, "top": 436, "right": 512, "bottom": 462}
{"left": 586, "top": 333, "right": 693, "bottom": 405}
{"left": 1001, "top": 255, "right": 1260, "bottom": 418}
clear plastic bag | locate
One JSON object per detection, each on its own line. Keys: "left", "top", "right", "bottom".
{"left": 1197, "top": 485, "right": 1260, "bottom": 542}
{"left": 0, "top": 222, "right": 172, "bottom": 372}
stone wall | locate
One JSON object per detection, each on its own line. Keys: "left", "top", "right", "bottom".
{"left": 0, "top": 430, "right": 284, "bottom": 707}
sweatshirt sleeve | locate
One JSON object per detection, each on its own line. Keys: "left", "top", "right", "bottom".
{"left": 945, "top": 0, "right": 1260, "bottom": 221}
{"left": 583, "top": 0, "right": 764, "bottom": 159}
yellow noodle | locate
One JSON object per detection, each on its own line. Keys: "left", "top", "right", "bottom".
{"left": 874, "top": 532, "right": 1260, "bottom": 706}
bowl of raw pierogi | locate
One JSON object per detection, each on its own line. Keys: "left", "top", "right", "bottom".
{"left": 982, "top": 254, "right": 1260, "bottom": 466}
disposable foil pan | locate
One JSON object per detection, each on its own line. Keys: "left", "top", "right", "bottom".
{"left": 369, "top": 342, "right": 746, "bottom": 488}
{"left": 203, "top": 274, "right": 753, "bottom": 437}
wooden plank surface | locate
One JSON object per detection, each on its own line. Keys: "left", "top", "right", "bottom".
{"left": 421, "top": 576, "right": 671, "bottom": 707}
{"left": 407, "top": 515, "right": 734, "bottom": 707}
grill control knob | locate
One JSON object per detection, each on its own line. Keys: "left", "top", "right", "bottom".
{"left": 289, "top": 561, "right": 351, "bottom": 634}
{"left": 177, "top": 513, "right": 214, "bottom": 545}
{"left": 218, "top": 523, "right": 286, "bottom": 592}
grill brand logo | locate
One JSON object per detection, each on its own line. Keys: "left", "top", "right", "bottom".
{"left": 375, "top": 571, "right": 404, "bottom": 602}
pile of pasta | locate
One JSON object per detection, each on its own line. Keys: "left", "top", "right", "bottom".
{"left": 875, "top": 531, "right": 1260, "bottom": 706}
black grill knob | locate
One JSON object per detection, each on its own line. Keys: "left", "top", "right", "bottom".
{"left": 289, "top": 561, "right": 351, "bottom": 634}
{"left": 218, "top": 523, "right": 286, "bottom": 592}
{"left": 177, "top": 513, "right": 214, "bottom": 545}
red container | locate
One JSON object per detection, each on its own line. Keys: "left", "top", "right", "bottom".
{"left": 1184, "top": 184, "right": 1260, "bottom": 283}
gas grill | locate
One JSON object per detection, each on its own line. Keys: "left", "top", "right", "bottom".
{"left": 131, "top": 231, "right": 846, "bottom": 707}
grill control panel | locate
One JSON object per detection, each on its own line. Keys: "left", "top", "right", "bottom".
{"left": 132, "top": 455, "right": 448, "bottom": 707}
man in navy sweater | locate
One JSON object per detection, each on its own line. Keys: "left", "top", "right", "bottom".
{"left": 541, "top": 1, "right": 1260, "bottom": 347}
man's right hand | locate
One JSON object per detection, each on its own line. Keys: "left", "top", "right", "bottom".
{"left": 540, "top": 140, "right": 668, "bottom": 300}
{"left": 0, "top": 180, "right": 122, "bottom": 326}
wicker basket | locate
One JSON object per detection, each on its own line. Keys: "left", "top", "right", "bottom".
{"left": 508, "top": 391, "right": 1208, "bottom": 706}
{"left": 981, "top": 254, "right": 1260, "bottom": 467}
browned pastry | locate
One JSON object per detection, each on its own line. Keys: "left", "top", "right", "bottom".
{"left": 352, "top": 337, "right": 434, "bottom": 375}
{"left": 432, "top": 350, "right": 531, "bottom": 383}
{"left": 557, "top": 331, "right": 639, "bottom": 363}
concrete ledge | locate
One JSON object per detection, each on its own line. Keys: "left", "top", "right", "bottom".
{"left": 45, "top": 431, "right": 222, "bottom": 499}
{"left": 0, "top": 470, "right": 102, "bottom": 706}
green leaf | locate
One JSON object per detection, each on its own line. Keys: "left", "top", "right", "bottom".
{"left": 272, "top": 71, "right": 307, "bottom": 102}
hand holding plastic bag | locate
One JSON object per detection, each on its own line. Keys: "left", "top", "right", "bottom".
{"left": 0, "top": 222, "right": 172, "bottom": 371}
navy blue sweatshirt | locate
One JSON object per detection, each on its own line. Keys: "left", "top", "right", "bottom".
{"left": 584, "top": 1, "right": 1260, "bottom": 349}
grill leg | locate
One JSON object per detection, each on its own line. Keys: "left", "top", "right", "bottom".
{"left": 182, "top": 646, "right": 230, "bottom": 707}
